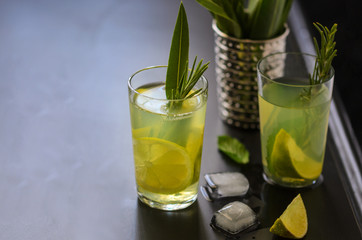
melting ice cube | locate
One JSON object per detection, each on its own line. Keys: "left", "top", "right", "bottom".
{"left": 211, "top": 201, "right": 258, "bottom": 235}
{"left": 201, "top": 172, "right": 249, "bottom": 201}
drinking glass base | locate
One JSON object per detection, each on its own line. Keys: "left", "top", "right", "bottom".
{"left": 137, "top": 192, "right": 197, "bottom": 211}
{"left": 263, "top": 173, "right": 324, "bottom": 189}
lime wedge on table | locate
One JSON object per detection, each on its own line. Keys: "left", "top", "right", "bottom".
{"left": 270, "top": 194, "right": 308, "bottom": 239}
{"left": 133, "top": 137, "right": 193, "bottom": 194}
{"left": 270, "top": 129, "right": 322, "bottom": 180}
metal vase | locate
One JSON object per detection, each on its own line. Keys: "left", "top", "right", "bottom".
{"left": 213, "top": 22, "right": 290, "bottom": 129}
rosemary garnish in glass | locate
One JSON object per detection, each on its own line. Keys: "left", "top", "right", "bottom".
{"left": 165, "top": 2, "right": 209, "bottom": 105}
{"left": 310, "top": 22, "right": 337, "bottom": 85}
{"left": 301, "top": 23, "right": 337, "bottom": 101}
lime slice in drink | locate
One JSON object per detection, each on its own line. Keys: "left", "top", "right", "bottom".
{"left": 270, "top": 194, "right": 308, "bottom": 239}
{"left": 133, "top": 137, "right": 193, "bottom": 194}
{"left": 270, "top": 129, "right": 322, "bottom": 180}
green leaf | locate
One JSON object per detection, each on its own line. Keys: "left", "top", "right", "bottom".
{"left": 221, "top": 0, "right": 243, "bottom": 38}
{"left": 197, "top": 0, "right": 293, "bottom": 39}
{"left": 277, "top": 0, "right": 293, "bottom": 35}
{"left": 250, "top": 0, "right": 291, "bottom": 39}
{"left": 166, "top": 2, "right": 189, "bottom": 100}
{"left": 214, "top": 15, "right": 242, "bottom": 38}
{"left": 218, "top": 135, "right": 250, "bottom": 164}
{"left": 196, "top": 0, "right": 234, "bottom": 21}
{"left": 165, "top": 2, "right": 209, "bottom": 103}
{"left": 247, "top": 0, "right": 259, "bottom": 15}
{"left": 196, "top": 0, "right": 242, "bottom": 38}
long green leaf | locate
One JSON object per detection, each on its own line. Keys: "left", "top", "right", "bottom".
{"left": 221, "top": 0, "right": 243, "bottom": 38}
{"left": 276, "top": 0, "right": 293, "bottom": 35}
{"left": 247, "top": 0, "right": 259, "bottom": 14}
{"left": 196, "top": 0, "right": 234, "bottom": 21}
{"left": 250, "top": 0, "right": 286, "bottom": 39}
{"left": 197, "top": 0, "right": 293, "bottom": 39}
{"left": 166, "top": 2, "right": 189, "bottom": 100}
{"left": 196, "top": 0, "right": 242, "bottom": 38}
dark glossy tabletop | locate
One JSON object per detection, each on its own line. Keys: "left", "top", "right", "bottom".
{"left": 0, "top": 0, "right": 361, "bottom": 239}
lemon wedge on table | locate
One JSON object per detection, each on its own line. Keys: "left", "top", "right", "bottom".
{"left": 270, "top": 194, "right": 308, "bottom": 239}
{"left": 270, "top": 128, "right": 322, "bottom": 180}
{"left": 133, "top": 137, "right": 193, "bottom": 194}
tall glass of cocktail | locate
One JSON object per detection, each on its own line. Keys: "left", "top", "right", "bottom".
{"left": 257, "top": 52, "right": 334, "bottom": 188}
{"left": 128, "top": 66, "right": 208, "bottom": 210}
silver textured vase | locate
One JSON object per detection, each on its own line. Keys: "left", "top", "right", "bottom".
{"left": 213, "top": 22, "right": 290, "bottom": 129}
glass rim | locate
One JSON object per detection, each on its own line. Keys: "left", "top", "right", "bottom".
{"left": 128, "top": 65, "right": 208, "bottom": 102}
{"left": 257, "top": 52, "right": 335, "bottom": 88}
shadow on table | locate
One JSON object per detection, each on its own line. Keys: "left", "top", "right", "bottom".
{"left": 135, "top": 199, "right": 207, "bottom": 240}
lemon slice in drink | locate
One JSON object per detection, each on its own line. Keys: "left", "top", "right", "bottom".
{"left": 133, "top": 137, "right": 193, "bottom": 194}
{"left": 132, "top": 127, "right": 161, "bottom": 139}
{"left": 270, "top": 194, "right": 308, "bottom": 239}
{"left": 185, "top": 128, "right": 204, "bottom": 179}
{"left": 270, "top": 129, "right": 322, "bottom": 180}
{"left": 185, "top": 127, "right": 204, "bottom": 161}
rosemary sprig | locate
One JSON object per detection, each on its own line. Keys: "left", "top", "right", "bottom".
{"left": 301, "top": 23, "right": 337, "bottom": 102}
{"left": 166, "top": 2, "right": 209, "bottom": 101}
{"left": 310, "top": 22, "right": 337, "bottom": 84}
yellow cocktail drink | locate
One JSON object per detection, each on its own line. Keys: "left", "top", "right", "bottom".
{"left": 257, "top": 52, "right": 335, "bottom": 188}
{"left": 129, "top": 66, "right": 208, "bottom": 210}
{"left": 259, "top": 77, "right": 331, "bottom": 187}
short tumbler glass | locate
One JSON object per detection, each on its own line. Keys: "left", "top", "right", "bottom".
{"left": 128, "top": 66, "right": 208, "bottom": 210}
{"left": 257, "top": 52, "right": 334, "bottom": 188}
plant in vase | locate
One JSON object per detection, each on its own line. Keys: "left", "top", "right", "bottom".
{"left": 196, "top": 0, "right": 293, "bottom": 129}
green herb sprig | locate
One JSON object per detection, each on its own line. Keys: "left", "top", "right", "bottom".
{"left": 310, "top": 22, "right": 337, "bottom": 84}
{"left": 166, "top": 2, "right": 209, "bottom": 101}
{"left": 301, "top": 23, "right": 337, "bottom": 102}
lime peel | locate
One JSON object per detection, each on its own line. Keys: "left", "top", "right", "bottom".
{"left": 271, "top": 128, "right": 322, "bottom": 180}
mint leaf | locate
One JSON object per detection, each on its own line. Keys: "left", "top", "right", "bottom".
{"left": 218, "top": 135, "right": 250, "bottom": 164}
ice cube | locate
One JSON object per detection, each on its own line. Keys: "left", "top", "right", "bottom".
{"left": 211, "top": 201, "right": 258, "bottom": 235}
{"left": 201, "top": 172, "right": 249, "bottom": 200}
